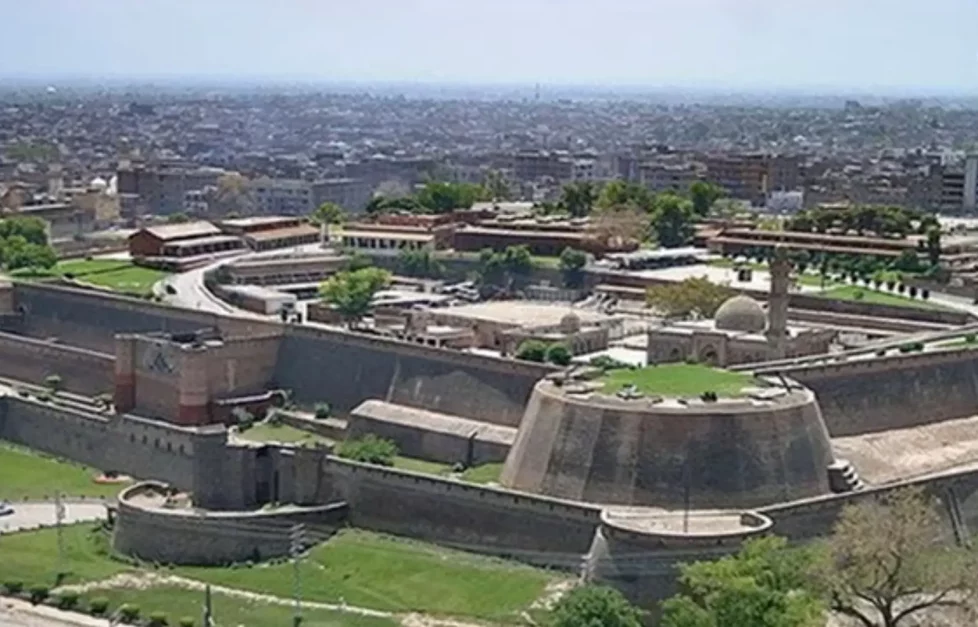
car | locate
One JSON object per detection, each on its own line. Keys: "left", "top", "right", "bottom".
{"left": 0, "top": 501, "right": 14, "bottom": 517}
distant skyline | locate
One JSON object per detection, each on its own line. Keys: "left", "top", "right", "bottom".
{"left": 7, "top": 0, "right": 978, "bottom": 94}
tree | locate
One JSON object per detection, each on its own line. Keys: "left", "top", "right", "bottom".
{"left": 209, "top": 172, "right": 256, "bottom": 216}
{"left": 319, "top": 267, "right": 392, "bottom": 327}
{"left": 167, "top": 212, "right": 190, "bottom": 224}
{"left": 689, "top": 181, "right": 725, "bottom": 217}
{"left": 926, "top": 226, "right": 941, "bottom": 269}
{"left": 398, "top": 248, "right": 444, "bottom": 279}
{"left": 338, "top": 435, "right": 398, "bottom": 466}
{"left": 646, "top": 277, "right": 734, "bottom": 319}
{"left": 545, "top": 343, "right": 573, "bottom": 366}
{"left": 813, "top": 488, "right": 978, "bottom": 627}
{"left": 2, "top": 236, "right": 56, "bottom": 272}
{"left": 652, "top": 194, "right": 696, "bottom": 248}
{"left": 597, "top": 180, "right": 653, "bottom": 212}
{"left": 311, "top": 202, "right": 346, "bottom": 226}
{"left": 587, "top": 206, "right": 651, "bottom": 249}
{"left": 550, "top": 585, "right": 643, "bottom": 627}
{"left": 559, "top": 247, "right": 588, "bottom": 288}
{"left": 661, "top": 536, "right": 823, "bottom": 627}
{"left": 891, "top": 250, "right": 923, "bottom": 273}
{"left": 0, "top": 216, "right": 48, "bottom": 245}
{"left": 347, "top": 253, "right": 374, "bottom": 271}
{"left": 476, "top": 245, "right": 535, "bottom": 292}
{"left": 515, "top": 340, "right": 548, "bottom": 362}
{"left": 415, "top": 181, "right": 485, "bottom": 213}
{"left": 483, "top": 169, "right": 510, "bottom": 202}
{"left": 560, "top": 181, "right": 599, "bottom": 218}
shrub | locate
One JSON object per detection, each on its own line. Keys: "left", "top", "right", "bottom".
{"left": 338, "top": 434, "right": 398, "bottom": 466}
{"left": 314, "top": 403, "right": 332, "bottom": 420}
{"left": 966, "top": 333, "right": 976, "bottom": 344}
{"left": 36, "top": 392, "right": 52, "bottom": 403}
{"left": 700, "top": 391, "right": 718, "bottom": 403}
{"left": 852, "top": 289, "right": 864, "bottom": 301}
{"left": 28, "top": 585, "right": 49, "bottom": 605}
{"left": 545, "top": 343, "right": 573, "bottom": 367}
{"left": 265, "top": 410, "right": 283, "bottom": 426}
{"left": 909, "top": 286, "right": 918, "bottom": 298}
{"left": 897, "top": 283, "right": 907, "bottom": 294}
{"left": 886, "top": 280, "right": 896, "bottom": 291}
{"left": 589, "top": 355, "right": 634, "bottom": 371}
{"left": 119, "top": 603, "right": 141, "bottom": 624}
{"left": 231, "top": 407, "right": 255, "bottom": 431}
{"left": 43, "top": 374, "right": 62, "bottom": 392}
{"left": 56, "top": 590, "right": 80, "bottom": 610}
{"left": 875, "top": 349, "right": 887, "bottom": 357}
{"left": 515, "top": 339, "right": 548, "bottom": 363}
{"left": 922, "top": 288, "right": 930, "bottom": 300}
{"left": 89, "top": 597, "right": 109, "bottom": 616}
{"left": 2, "top": 580, "right": 23, "bottom": 595}
{"left": 179, "top": 617, "right": 195, "bottom": 627}
{"left": 149, "top": 610, "right": 168, "bottom": 626}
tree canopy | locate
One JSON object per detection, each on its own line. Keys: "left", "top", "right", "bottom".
{"left": 311, "top": 202, "right": 346, "bottom": 225}
{"left": 813, "top": 488, "right": 978, "bottom": 627}
{"left": 415, "top": 181, "right": 486, "bottom": 213}
{"left": 550, "top": 585, "right": 644, "bottom": 627}
{"left": 689, "top": 181, "right": 725, "bottom": 217}
{"left": 318, "top": 267, "right": 391, "bottom": 327}
{"left": 646, "top": 277, "right": 734, "bottom": 319}
{"left": 651, "top": 193, "right": 696, "bottom": 248}
{"left": 660, "top": 536, "right": 824, "bottom": 627}
{"left": 397, "top": 248, "right": 444, "bottom": 279}
{"left": 476, "top": 245, "right": 534, "bottom": 294}
{"left": 560, "top": 181, "right": 600, "bottom": 218}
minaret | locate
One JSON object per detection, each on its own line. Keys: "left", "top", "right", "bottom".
{"left": 767, "top": 246, "right": 790, "bottom": 360}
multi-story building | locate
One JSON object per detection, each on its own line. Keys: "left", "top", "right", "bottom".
{"left": 249, "top": 177, "right": 314, "bottom": 216}
{"left": 639, "top": 163, "right": 701, "bottom": 193}
{"left": 311, "top": 177, "right": 373, "bottom": 213}
{"left": 513, "top": 151, "right": 573, "bottom": 182}
{"left": 116, "top": 161, "right": 225, "bottom": 216}
{"left": 703, "top": 153, "right": 801, "bottom": 205}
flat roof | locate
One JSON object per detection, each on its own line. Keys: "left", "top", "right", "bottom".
{"left": 341, "top": 229, "right": 434, "bottom": 242}
{"left": 162, "top": 234, "right": 243, "bottom": 250}
{"left": 220, "top": 216, "right": 301, "bottom": 228}
{"left": 140, "top": 221, "right": 222, "bottom": 241}
{"left": 244, "top": 224, "right": 320, "bottom": 242}
{"left": 432, "top": 301, "right": 610, "bottom": 328}
{"left": 351, "top": 400, "right": 516, "bottom": 445}
{"left": 456, "top": 225, "right": 585, "bottom": 240}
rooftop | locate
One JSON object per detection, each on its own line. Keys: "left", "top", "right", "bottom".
{"left": 140, "top": 221, "right": 222, "bottom": 242}
{"left": 435, "top": 301, "right": 610, "bottom": 328}
{"left": 244, "top": 224, "right": 320, "bottom": 242}
{"left": 598, "top": 363, "right": 756, "bottom": 398}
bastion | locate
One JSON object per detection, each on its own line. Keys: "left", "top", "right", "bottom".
{"left": 500, "top": 365, "right": 837, "bottom": 509}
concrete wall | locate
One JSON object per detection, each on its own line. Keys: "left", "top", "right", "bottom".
{"left": 113, "top": 482, "right": 348, "bottom": 565}
{"left": 502, "top": 381, "right": 835, "bottom": 510}
{"left": 762, "top": 348, "right": 978, "bottom": 436}
{"left": 0, "top": 331, "right": 113, "bottom": 394}
{"left": 273, "top": 325, "right": 552, "bottom": 426}
{"left": 0, "top": 396, "right": 202, "bottom": 491}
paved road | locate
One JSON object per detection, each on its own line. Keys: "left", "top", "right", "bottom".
{"left": 0, "top": 502, "right": 107, "bottom": 535}
{"left": 0, "top": 598, "right": 108, "bottom": 627}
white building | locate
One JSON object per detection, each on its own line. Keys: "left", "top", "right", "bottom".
{"left": 250, "top": 178, "right": 314, "bottom": 216}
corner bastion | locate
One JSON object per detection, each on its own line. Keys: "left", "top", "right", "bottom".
{"left": 113, "top": 481, "right": 347, "bottom": 565}
{"left": 500, "top": 370, "right": 836, "bottom": 509}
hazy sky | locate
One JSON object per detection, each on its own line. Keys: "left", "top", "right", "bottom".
{"left": 6, "top": 0, "right": 978, "bottom": 92}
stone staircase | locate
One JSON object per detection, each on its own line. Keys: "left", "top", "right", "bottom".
{"left": 827, "top": 459, "right": 865, "bottom": 493}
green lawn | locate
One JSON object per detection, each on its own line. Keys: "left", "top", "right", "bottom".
{"left": 816, "top": 285, "right": 951, "bottom": 311}
{"left": 77, "top": 585, "right": 397, "bottom": 627}
{"left": 392, "top": 456, "right": 451, "bottom": 475}
{"left": 80, "top": 266, "right": 169, "bottom": 296}
{"left": 0, "top": 441, "right": 130, "bottom": 500}
{"left": 599, "top": 364, "right": 755, "bottom": 398}
{"left": 237, "top": 423, "right": 334, "bottom": 448}
{"left": 0, "top": 524, "right": 131, "bottom": 588}
{"left": 56, "top": 259, "right": 133, "bottom": 275}
{"left": 179, "top": 529, "right": 557, "bottom": 621}
{"left": 461, "top": 462, "right": 504, "bottom": 484}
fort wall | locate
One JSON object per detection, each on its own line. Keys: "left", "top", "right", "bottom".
{"left": 0, "top": 331, "right": 113, "bottom": 394}
{"left": 756, "top": 347, "right": 978, "bottom": 436}
{"left": 113, "top": 482, "right": 348, "bottom": 565}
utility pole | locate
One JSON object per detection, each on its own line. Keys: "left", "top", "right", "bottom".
{"left": 290, "top": 524, "right": 306, "bottom": 627}
{"left": 202, "top": 584, "right": 213, "bottom": 627}
{"left": 54, "top": 492, "right": 65, "bottom": 581}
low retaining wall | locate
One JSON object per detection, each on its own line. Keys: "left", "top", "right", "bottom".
{"left": 113, "top": 482, "right": 348, "bottom": 565}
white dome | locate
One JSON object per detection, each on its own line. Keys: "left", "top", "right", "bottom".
{"left": 714, "top": 295, "right": 767, "bottom": 334}
{"left": 89, "top": 176, "right": 108, "bottom": 191}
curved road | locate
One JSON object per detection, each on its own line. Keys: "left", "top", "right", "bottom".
{"left": 0, "top": 501, "right": 107, "bottom": 535}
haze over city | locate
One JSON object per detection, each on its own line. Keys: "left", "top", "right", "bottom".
{"left": 6, "top": 0, "right": 978, "bottom": 94}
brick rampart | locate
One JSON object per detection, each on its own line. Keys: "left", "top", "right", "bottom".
{"left": 0, "top": 331, "right": 113, "bottom": 394}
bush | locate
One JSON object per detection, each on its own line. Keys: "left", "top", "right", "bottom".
{"left": 28, "top": 584, "right": 49, "bottom": 605}
{"left": 265, "top": 410, "right": 283, "bottom": 426}
{"left": 314, "top": 403, "right": 332, "bottom": 420}
{"left": 2, "top": 580, "right": 24, "bottom": 595}
{"left": 897, "top": 283, "right": 907, "bottom": 294}
{"left": 43, "top": 374, "right": 62, "bottom": 392}
{"left": 966, "top": 333, "right": 976, "bottom": 344}
{"left": 231, "top": 407, "right": 255, "bottom": 431}
{"left": 588, "top": 355, "right": 634, "bottom": 372}
{"left": 179, "top": 617, "right": 195, "bottom": 627}
{"left": 338, "top": 434, "right": 398, "bottom": 466}
{"left": 545, "top": 343, "right": 573, "bottom": 367}
{"left": 515, "top": 339, "right": 548, "bottom": 363}
{"left": 36, "top": 391, "right": 52, "bottom": 403}
{"left": 119, "top": 603, "right": 141, "bottom": 624}
{"left": 875, "top": 349, "right": 887, "bottom": 357}
{"left": 922, "top": 288, "right": 930, "bottom": 299}
{"left": 56, "top": 590, "right": 80, "bottom": 610}
{"left": 149, "top": 610, "right": 168, "bottom": 626}
{"left": 89, "top": 597, "right": 110, "bottom": 616}
{"left": 909, "top": 286, "right": 918, "bottom": 298}
{"left": 700, "top": 391, "right": 718, "bottom": 403}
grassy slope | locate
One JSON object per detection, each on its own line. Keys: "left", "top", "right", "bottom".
{"left": 0, "top": 441, "right": 129, "bottom": 500}
{"left": 599, "top": 364, "right": 754, "bottom": 397}
{"left": 816, "top": 285, "right": 950, "bottom": 311}
{"left": 0, "top": 524, "right": 131, "bottom": 587}
{"left": 178, "top": 529, "right": 555, "bottom": 621}
{"left": 237, "top": 423, "right": 334, "bottom": 447}
{"left": 77, "top": 585, "right": 397, "bottom": 627}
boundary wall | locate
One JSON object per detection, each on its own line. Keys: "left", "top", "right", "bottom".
{"left": 0, "top": 331, "right": 113, "bottom": 394}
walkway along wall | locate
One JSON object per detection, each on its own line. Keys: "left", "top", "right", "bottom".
{"left": 756, "top": 347, "right": 978, "bottom": 436}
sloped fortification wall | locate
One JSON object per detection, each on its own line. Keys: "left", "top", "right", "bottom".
{"left": 0, "top": 331, "right": 113, "bottom": 394}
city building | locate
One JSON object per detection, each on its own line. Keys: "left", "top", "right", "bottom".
{"left": 127, "top": 221, "right": 242, "bottom": 259}
{"left": 249, "top": 177, "right": 314, "bottom": 215}
{"left": 704, "top": 153, "right": 801, "bottom": 204}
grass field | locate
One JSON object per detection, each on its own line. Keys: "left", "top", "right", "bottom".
{"left": 179, "top": 529, "right": 556, "bottom": 621}
{"left": 0, "top": 441, "right": 130, "bottom": 500}
{"left": 460, "top": 462, "right": 504, "bottom": 484}
{"left": 77, "top": 585, "right": 397, "bottom": 627}
{"left": 816, "top": 285, "right": 950, "bottom": 311}
{"left": 0, "top": 524, "right": 131, "bottom": 588}
{"left": 392, "top": 456, "right": 451, "bottom": 475}
{"left": 237, "top": 423, "right": 334, "bottom": 448}
{"left": 9, "top": 259, "right": 168, "bottom": 297}
{"left": 599, "top": 363, "right": 755, "bottom": 397}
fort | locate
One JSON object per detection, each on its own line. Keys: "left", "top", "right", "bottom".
{"left": 5, "top": 273, "right": 978, "bottom": 614}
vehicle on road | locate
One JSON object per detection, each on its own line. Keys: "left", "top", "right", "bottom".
{"left": 0, "top": 501, "right": 14, "bottom": 517}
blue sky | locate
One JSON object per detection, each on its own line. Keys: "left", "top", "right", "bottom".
{"left": 5, "top": 0, "right": 978, "bottom": 92}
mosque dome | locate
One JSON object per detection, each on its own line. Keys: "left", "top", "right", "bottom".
{"left": 559, "top": 312, "right": 582, "bottom": 334}
{"left": 714, "top": 295, "right": 767, "bottom": 334}
{"left": 89, "top": 176, "right": 108, "bottom": 191}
